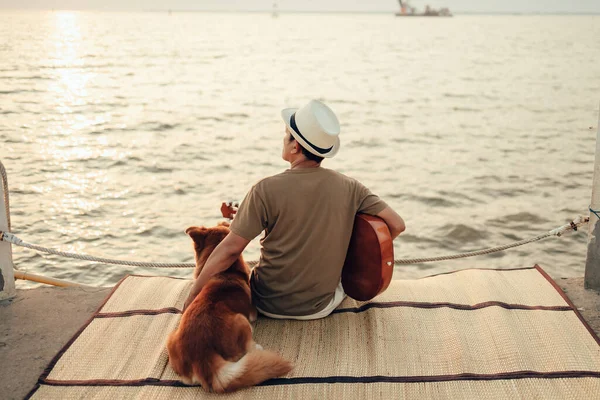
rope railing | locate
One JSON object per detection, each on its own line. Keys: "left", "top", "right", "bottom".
{"left": 0, "top": 215, "right": 588, "bottom": 269}
{"left": 394, "top": 215, "right": 588, "bottom": 264}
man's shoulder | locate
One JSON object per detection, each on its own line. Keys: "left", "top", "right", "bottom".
{"left": 252, "top": 168, "right": 359, "bottom": 192}
{"left": 326, "top": 168, "right": 355, "bottom": 180}
{"left": 321, "top": 168, "right": 362, "bottom": 187}
{"left": 253, "top": 171, "right": 288, "bottom": 187}
{"left": 249, "top": 172, "right": 288, "bottom": 195}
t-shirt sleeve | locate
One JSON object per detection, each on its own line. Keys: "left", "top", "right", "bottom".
{"left": 356, "top": 182, "right": 388, "bottom": 216}
{"left": 229, "top": 185, "right": 268, "bottom": 241}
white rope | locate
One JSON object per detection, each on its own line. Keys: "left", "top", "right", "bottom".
{"left": 394, "top": 215, "right": 588, "bottom": 264}
{"left": 0, "top": 230, "right": 259, "bottom": 268}
{"left": 0, "top": 231, "right": 196, "bottom": 268}
{"left": 0, "top": 216, "right": 587, "bottom": 269}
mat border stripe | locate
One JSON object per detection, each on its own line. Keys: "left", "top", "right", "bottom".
{"left": 24, "top": 265, "right": 600, "bottom": 398}
{"left": 333, "top": 301, "right": 572, "bottom": 314}
{"left": 34, "top": 370, "right": 600, "bottom": 388}
{"left": 93, "top": 301, "right": 573, "bottom": 319}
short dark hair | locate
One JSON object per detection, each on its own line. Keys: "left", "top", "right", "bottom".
{"left": 300, "top": 146, "right": 324, "bottom": 163}
{"left": 288, "top": 134, "right": 324, "bottom": 163}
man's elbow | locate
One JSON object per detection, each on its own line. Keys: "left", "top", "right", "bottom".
{"left": 376, "top": 207, "right": 406, "bottom": 239}
{"left": 390, "top": 221, "right": 406, "bottom": 238}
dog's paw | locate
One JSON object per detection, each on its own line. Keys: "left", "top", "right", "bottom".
{"left": 249, "top": 307, "right": 258, "bottom": 323}
{"left": 180, "top": 375, "right": 193, "bottom": 386}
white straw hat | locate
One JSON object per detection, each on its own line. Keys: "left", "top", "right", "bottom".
{"left": 281, "top": 100, "right": 340, "bottom": 158}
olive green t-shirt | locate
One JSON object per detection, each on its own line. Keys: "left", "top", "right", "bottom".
{"left": 229, "top": 167, "right": 388, "bottom": 316}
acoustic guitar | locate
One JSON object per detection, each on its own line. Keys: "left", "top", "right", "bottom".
{"left": 342, "top": 214, "right": 394, "bottom": 301}
{"left": 220, "top": 202, "right": 394, "bottom": 302}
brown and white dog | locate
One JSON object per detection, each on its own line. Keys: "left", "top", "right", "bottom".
{"left": 166, "top": 222, "right": 292, "bottom": 393}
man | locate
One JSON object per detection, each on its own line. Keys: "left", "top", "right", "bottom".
{"left": 183, "top": 100, "right": 405, "bottom": 319}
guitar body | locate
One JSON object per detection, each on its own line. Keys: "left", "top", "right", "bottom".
{"left": 342, "top": 214, "right": 394, "bottom": 301}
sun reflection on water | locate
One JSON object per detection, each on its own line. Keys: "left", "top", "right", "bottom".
{"left": 49, "top": 12, "right": 89, "bottom": 112}
{"left": 40, "top": 12, "right": 111, "bottom": 225}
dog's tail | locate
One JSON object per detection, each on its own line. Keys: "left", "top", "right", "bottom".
{"left": 212, "top": 350, "right": 292, "bottom": 393}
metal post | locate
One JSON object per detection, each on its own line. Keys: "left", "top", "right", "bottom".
{"left": 0, "top": 160, "right": 16, "bottom": 300}
{"left": 585, "top": 105, "right": 600, "bottom": 290}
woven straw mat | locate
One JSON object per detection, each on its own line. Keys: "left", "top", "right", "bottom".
{"left": 26, "top": 265, "right": 600, "bottom": 399}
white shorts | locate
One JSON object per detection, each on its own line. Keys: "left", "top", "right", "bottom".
{"left": 256, "top": 281, "right": 346, "bottom": 321}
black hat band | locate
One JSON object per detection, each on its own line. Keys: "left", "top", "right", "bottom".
{"left": 290, "top": 113, "right": 334, "bottom": 155}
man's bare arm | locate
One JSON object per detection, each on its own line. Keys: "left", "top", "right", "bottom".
{"left": 183, "top": 231, "right": 250, "bottom": 311}
{"left": 377, "top": 206, "right": 406, "bottom": 239}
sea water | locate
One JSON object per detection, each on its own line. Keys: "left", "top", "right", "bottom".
{"left": 1, "top": 11, "right": 599, "bottom": 287}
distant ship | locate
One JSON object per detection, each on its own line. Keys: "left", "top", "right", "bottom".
{"left": 396, "top": 1, "right": 452, "bottom": 17}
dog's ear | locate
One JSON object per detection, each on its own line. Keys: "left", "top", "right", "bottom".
{"left": 185, "top": 226, "right": 207, "bottom": 243}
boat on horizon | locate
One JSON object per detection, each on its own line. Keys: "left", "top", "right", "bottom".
{"left": 396, "top": 0, "right": 452, "bottom": 17}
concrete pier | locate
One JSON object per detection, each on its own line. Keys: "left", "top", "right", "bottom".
{"left": 560, "top": 277, "right": 600, "bottom": 333}
{"left": 0, "top": 286, "right": 110, "bottom": 400}
{"left": 0, "top": 278, "right": 598, "bottom": 400}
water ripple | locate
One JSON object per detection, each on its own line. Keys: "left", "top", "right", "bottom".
{"left": 3, "top": 13, "right": 597, "bottom": 287}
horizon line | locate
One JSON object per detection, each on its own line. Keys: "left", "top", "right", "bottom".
{"left": 1, "top": 8, "right": 599, "bottom": 15}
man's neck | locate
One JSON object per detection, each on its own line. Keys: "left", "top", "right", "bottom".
{"left": 290, "top": 158, "right": 321, "bottom": 170}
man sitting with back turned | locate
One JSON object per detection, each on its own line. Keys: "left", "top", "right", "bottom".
{"left": 183, "top": 100, "right": 405, "bottom": 319}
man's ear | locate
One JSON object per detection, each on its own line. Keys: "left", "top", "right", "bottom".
{"left": 185, "top": 226, "right": 207, "bottom": 242}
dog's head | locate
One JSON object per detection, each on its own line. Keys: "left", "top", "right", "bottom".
{"left": 185, "top": 222, "right": 231, "bottom": 278}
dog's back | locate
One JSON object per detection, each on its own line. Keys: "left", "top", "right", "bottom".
{"left": 167, "top": 254, "right": 292, "bottom": 392}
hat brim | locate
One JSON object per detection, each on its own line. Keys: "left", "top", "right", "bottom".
{"left": 281, "top": 108, "right": 340, "bottom": 158}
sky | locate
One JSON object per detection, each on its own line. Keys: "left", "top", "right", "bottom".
{"left": 1, "top": 0, "right": 599, "bottom": 14}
